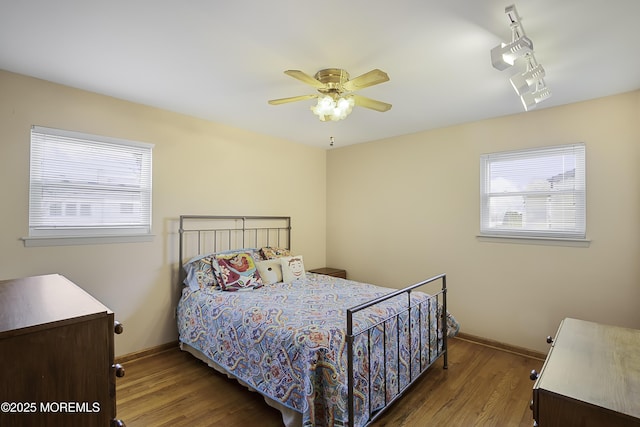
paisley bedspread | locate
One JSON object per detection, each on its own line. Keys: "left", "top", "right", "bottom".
{"left": 177, "top": 273, "right": 458, "bottom": 427}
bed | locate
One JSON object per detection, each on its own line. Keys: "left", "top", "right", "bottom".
{"left": 176, "top": 215, "right": 459, "bottom": 427}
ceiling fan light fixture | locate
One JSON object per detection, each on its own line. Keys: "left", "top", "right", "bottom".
{"left": 270, "top": 68, "right": 390, "bottom": 120}
{"left": 311, "top": 95, "right": 354, "bottom": 121}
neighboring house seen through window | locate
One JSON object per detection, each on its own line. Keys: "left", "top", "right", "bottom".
{"left": 26, "top": 126, "right": 153, "bottom": 246}
{"left": 480, "top": 143, "right": 586, "bottom": 240}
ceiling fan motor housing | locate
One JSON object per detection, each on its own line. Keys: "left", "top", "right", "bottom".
{"left": 314, "top": 68, "right": 349, "bottom": 95}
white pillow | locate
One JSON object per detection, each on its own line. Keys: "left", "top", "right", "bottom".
{"left": 255, "top": 259, "right": 283, "bottom": 285}
{"left": 280, "top": 255, "right": 306, "bottom": 283}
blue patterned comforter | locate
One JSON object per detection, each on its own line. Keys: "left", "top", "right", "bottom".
{"left": 177, "top": 273, "right": 458, "bottom": 427}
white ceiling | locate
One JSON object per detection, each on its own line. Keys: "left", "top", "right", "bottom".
{"left": 1, "top": 1, "right": 639, "bottom": 149}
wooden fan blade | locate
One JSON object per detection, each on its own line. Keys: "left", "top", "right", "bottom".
{"left": 283, "top": 70, "right": 326, "bottom": 89}
{"left": 268, "top": 94, "right": 317, "bottom": 105}
{"left": 352, "top": 94, "right": 392, "bottom": 112}
{"left": 343, "top": 69, "right": 390, "bottom": 91}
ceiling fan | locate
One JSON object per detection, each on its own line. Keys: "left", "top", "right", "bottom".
{"left": 268, "top": 68, "right": 392, "bottom": 121}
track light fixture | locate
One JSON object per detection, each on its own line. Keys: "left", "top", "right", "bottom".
{"left": 492, "top": 4, "right": 551, "bottom": 110}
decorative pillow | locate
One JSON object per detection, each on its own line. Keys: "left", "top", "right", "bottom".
{"left": 260, "top": 246, "right": 292, "bottom": 260}
{"left": 210, "top": 248, "right": 263, "bottom": 285}
{"left": 215, "top": 251, "right": 263, "bottom": 291}
{"left": 248, "top": 247, "right": 267, "bottom": 262}
{"left": 255, "top": 259, "right": 283, "bottom": 285}
{"left": 183, "top": 254, "right": 218, "bottom": 291}
{"left": 280, "top": 255, "right": 306, "bottom": 283}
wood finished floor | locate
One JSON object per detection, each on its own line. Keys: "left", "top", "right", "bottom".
{"left": 117, "top": 337, "right": 544, "bottom": 427}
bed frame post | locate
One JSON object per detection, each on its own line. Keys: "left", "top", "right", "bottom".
{"left": 442, "top": 274, "right": 448, "bottom": 369}
{"left": 178, "top": 215, "right": 185, "bottom": 287}
{"left": 347, "top": 309, "right": 355, "bottom": 427}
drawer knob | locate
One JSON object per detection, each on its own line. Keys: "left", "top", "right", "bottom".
{"left": 530, "top": 369, "right": 539, "bottom": 381}
{"left": 114, "top": 321, "right": 124, "bottom": 334}
{"left": 112, "top": 420, "right": 126, "bottom": 427}
{"left": 546, "top": 335, "right": 553, "bottom": 344}
{"left": 113, "top": 363, "right": 125, "bottom": 378}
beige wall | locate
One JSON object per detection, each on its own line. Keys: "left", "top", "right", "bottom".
{"left": 327, "top": 90, "right": 640, "bottom": 353}
{"left": 0, "top": 70, "right": 327, "bottom": 356}
{"left": 3, "top": 68, "right": 639, "bottom": 357}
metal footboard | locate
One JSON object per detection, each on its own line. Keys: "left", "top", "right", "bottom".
{"left": 346, "top": 273, "right": 448, "bottom": 427}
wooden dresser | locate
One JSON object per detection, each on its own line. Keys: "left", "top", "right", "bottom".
{"left": 0, "top": 274, "right": 125, "bottom": 427}
{"left": 532, "top": 317, "right": 640, "bottom": 426}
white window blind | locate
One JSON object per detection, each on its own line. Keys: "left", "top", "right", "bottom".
{"left": 29, "top": 126, "right": 153, "bottom": 239}
{"left": 480, "top": 143, "right": 586, "bottom": 239}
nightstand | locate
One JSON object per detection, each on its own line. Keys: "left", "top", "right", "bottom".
{"left": 308, "top": 267, "right": 347, "bottom": 279}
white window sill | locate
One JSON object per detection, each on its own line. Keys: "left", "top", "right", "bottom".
{"left": 22, "top": 234, "right": 155, "bottom": 247}
{"left": 476, "top": 234, "right": 591, "bottom": 248}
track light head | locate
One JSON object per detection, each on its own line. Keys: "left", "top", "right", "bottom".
{"left": 510, "top": 63, "right": 545, "bottom": 96}
{"left": 520, "top": 83, "right": 552, "bottom": 111}
{"left": 491, "top": 36, "right": 533, "bottom": 70}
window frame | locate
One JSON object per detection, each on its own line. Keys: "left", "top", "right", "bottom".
{"left": 23, "top": 126, "right": 154, "bottom": 247}
{"left": 479, "top": 143, "right": 587, "bottom": 242}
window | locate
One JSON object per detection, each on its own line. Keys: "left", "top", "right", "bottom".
{"left": 480, "top": 143, "right": 586, "bottom": 240}
{"left": 27, "top": 126, "right": 153, "bottom": 245}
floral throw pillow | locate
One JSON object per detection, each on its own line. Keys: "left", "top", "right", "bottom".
{"left": 260, "top": 246, "right": 292, "bottom": 260}
{"left": 280, "top": 255, "right": 306, "bottom": 283}
{"left": 215, "top": 252, "right": 263, "bottom": 291}
{"left": 183, "top": 254, "right": 218, "bottom": 291}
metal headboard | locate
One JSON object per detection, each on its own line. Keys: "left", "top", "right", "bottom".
{"left": 178, "top": 215, "right": 291, "bottom": 284}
